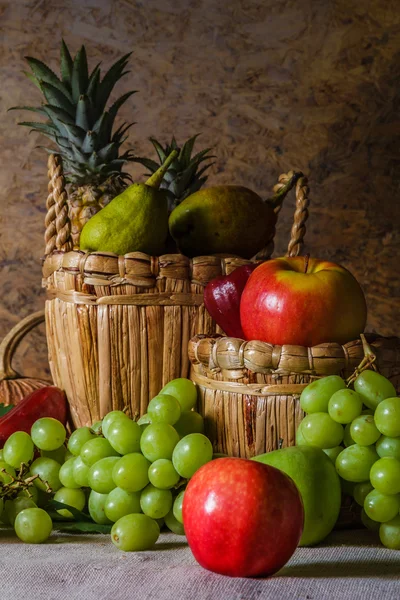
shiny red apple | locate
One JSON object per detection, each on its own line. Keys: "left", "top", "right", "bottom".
{"left": 240, "top": 256, "right": 367, "bottom": 347}
{"left": 183, "top": 457, "right": 304, "bottom": 578}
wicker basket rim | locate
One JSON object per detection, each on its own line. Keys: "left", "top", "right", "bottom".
{"left": 188, "top": 333, "right": 400, "bottom": 376}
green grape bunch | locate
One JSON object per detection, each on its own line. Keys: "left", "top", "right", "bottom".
{"left": 297, "top": 369, "right": 400, "bottom": 550}
{"left": 0, "top": 378, "right": 215, "bottom": 551}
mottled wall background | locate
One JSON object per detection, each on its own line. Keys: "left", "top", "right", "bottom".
{"left": 0, "top": 0, "right": 399, "bottom": 380}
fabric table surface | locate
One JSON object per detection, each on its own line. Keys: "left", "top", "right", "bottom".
{"left": 0, "top": 527, "right": 399, "bottom": 600}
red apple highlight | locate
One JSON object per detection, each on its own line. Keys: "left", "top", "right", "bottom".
{"left": 240, "top": 256, "right": 367, "bottom": 347}
{"left": 183, "top": 457, "right": 304, "bottom": 578}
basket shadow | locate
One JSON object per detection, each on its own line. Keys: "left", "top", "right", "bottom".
{"left": 277, "top": 559, "right": 400, "bottom": 579}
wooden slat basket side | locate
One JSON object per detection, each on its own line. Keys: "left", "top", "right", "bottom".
{"left": 188, "top": 334, "right": 400, "bottom": 457}
{"left": 42, "top": 155, "right": 310, "bottom": 426}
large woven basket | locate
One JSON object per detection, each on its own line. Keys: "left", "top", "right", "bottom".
{"left": 188, "top": 334, "right": 400, "bottom": 457}
{"left": 41, "top": 155, "right": 310, "bottom": 427}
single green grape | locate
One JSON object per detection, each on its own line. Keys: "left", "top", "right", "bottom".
{"left": 148, "top": 394, "right": 181, "bottom": 426}
{"left": 350, "top": 415, "right": 381, "bottom": 446}
{"left": 88, "top": 456, "right": 119, "bottom": 494}
{"left": 80, "top": 437, "right": 120, "bottom": 467}
{"left": 354, "top": 370, "right": 396, "bottom": 410}
{"left": 106, "top": 419, "right": 141, "bottom": 455}
{"left": 343, "top": 423, "right": 355, "bottom": 447}
{"left": 322, "top": 446, "right": 343, "bottom": 463}
{"left": 361, "top": 508, "right": 380, "bottom": 531}
{"left": 300, "top": 413, "right": 344, "bottom": 449}
{"left": 0, "top": 461, "right": 16, "bottom": 484}
{"left": 88, "top": 490, "right": 112, "bottom": 525}
{"left": 30, "top": 457, "right": 62, "bottom": 492}
{"left": 172, "top": 433, "right": 213, "bottom": 479}
{"left": 53, "top": 487, "right": 86, "bottom": 519}
{"left": 160, "top": 378, "right": 198, "bottom": 412}
{"left": 140, "top": 484, "right": 173, "bottom": 519}
{"left": 295, "top": 420, "right": 307, "bottom": 445}
{"left": 14, "top": 508, "right": 53, "bottom": 544}
{"left": 375, "top": 398, "right": 400, "bottom": 437}
{"left": 376, "top": 436, "right": 400, "bottom": 461}
{"left": 300, "top": 376, "right": 346, "bottom": 414}
{"left": 328, "top": 389, "right": 363, "bottom": 424}
{"left": 353, "top": 481, "right": 374, "bottom": 507}
{"left": 3, "top": 431, "right": 34, "bottom": 468}
{"left": 370, "top": 457, "right": 400, "bottom": 495}
{"left": 41, "top": 445, "right": 67, "bottom": 464}
{"left": 31, "top": 417, "right": 66, "bottom": 451}
{"left": 68, "top": 427, "right": 97, "bottom": 456}
{"left": 173, "top": 490, "right": 184, "bottom": 524}
{"left": 364, "top": 489, "right": 400, "bottom": 523}
{"left": 111, "top": 513, "right": 160, "bottom": 552}
{"left": 112, "top": 453, "right": 151, "bottom": 493}
{"left": 59, "top": 458, "right": 80, "bottom": 489}
{"left": 379, "top": 515, "right": 400, "bottom": 549}
{"left": 102, "top": 411, "right": 129, "bottom": 438}
{"left": 140, "top": 423, "right": 180, "bottom": 462}
{"left": 148, "top": 459, "right": 180, "bottom": 489}
{"left": 335, "top": 444, "right": 378, "bottom": 482}
{"left": 72, "top": 456, "right": 90, "bottom": 487}
{"left": 164, "top": 509, "right": 185, "bottom": 535}
{"left": 104, "top": 487, "right": 141, "bottom": 522}
{"left": 174, "top": 411, "right": 204, "bottom": 438}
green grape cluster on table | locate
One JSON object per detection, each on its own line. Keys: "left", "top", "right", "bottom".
{"left": 297, "top": 369, "right": 400, "bottom": 549}
{"left": 0, "top": 378, "right": 215, "bottom": 552}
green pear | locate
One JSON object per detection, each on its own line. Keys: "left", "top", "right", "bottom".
{"left": 168, "top": 186, "right": 277, "bottom": 259}
{"left": 80, "top": 150, "right": 178, "bottom": 255}
{"left": 252, "top": 445, "right": 342, "bottom": 546}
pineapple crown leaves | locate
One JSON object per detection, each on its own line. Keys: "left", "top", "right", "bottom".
{"left": 134, "top": 135, "right": 215, "bottom": 207}
{"left": 9, "top": 40, "right": 136, "bottom": 185}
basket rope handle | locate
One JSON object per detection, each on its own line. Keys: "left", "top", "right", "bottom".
{"left": 44, "top": 155, "right": 72, "bottom": 255}
{"left": 0, "top": 311, "right": 46, "bottom": 380}
{"left": 285, "top": 174, "right": 309, "bottom": 257}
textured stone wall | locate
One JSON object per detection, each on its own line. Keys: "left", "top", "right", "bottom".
{"left": 0, "top": 0, "right": 399, "bottom": 380}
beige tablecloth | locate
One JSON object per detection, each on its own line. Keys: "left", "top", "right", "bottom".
{"left": 0, "top": 528, "right": 399, "bottom": 600}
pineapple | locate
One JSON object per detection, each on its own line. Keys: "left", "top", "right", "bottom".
{"left": 134, "top": 136, "right": 214, "bottom": 211}
{"left": 12, "top": 40, "right": 135, "bottom": 248}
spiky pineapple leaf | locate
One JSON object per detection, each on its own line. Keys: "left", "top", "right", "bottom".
{"left": 96, "top": 53, "right": 132, "bottom": 115}
{"left": 149, "top": 138, "right": 167, "bottom": 164}
{"left": 108, "top": 91, "right": 137, "bottom": 130}
{"left": 87, "top": 63, "right": 101, "bottom": 101}
{"left": 42, "top": 104, "right": 75, "bottom": 126}
{"left": 60, "top": 39, "right": 73, "bottom": 87}
{"left": 132, "top": 157, "right": 160, "bottom": 172}
{"left": 97, "top": 142, "right": 118, "bottom": 162}
{"left": 179, "top": 134, "right": 200, "bottom": 165}
{"left": 18, "top": 121, "right": 57, "bottom": 136}
{"left": 75, "top": 94, "right": 92, "bottom": 130}
{"left": 71, "top": 46, "right": 89, "bottom": 104}
{"left": 40, "top": 81, "right": 75, "bottom": 116}
{"left": 25, "top": 57, "right": 73, "bottom": 103}
{"left": 23, "top": 70, "right": 42, "bottom": 89}
{"left": 82, "top": 130, "right": 98, "bottom": 153}
{"left": 8, "top": 105, "right": 47, "bottom": 117}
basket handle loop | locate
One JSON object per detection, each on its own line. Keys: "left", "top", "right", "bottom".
{"left": 0, "top": 311, "right": 46, "bottom": 381}
{"left": 44, "top": 154, "right": 72, "bottom": 255}
{"left": 285, "top": 174, "right": 310, "bottom": 257}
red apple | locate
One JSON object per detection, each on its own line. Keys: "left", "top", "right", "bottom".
{"left": 183, "top": 457, "right": 304, "bottom": 578}
{"left": 240, "top": 256, "right": 367, "bottom": 347}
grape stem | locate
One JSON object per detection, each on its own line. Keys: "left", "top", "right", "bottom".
{"left": 346, "top": 334, "right": 377, "bottom": 387}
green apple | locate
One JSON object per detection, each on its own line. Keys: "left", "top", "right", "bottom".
{"left": 252, "top": 445, "right": 341, "bottom": 546}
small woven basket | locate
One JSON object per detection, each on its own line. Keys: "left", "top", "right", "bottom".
{"left": 188, "top": 334, "right": 400, "bottom": 457}
{"left": 41, "top": 155, "right": 310, "bottom": 427}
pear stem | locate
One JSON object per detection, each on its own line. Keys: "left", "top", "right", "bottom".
{"left": 145, "top": 149, "right": 179, "bottom": 189}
